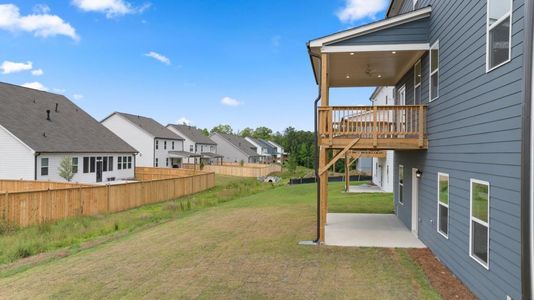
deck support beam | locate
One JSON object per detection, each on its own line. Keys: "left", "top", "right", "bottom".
{"left": 318, "top": 53, "right": 329, "bottom": 243}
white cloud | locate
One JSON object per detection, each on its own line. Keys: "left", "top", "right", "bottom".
{"left": 31, "top": 68, "right": 44, "bottom": 76}
{"left": 144, "top": 51, "right": 171, "bottom": 65}
{"left": 221, "top": 96, "right": 241, "bottom": 107}
{"left": 176, "top": 117, "right": 191, "bottom": 125}
{"left": 33, "top": 4, "right": 51, "bottom": 14}
{"left": 0, "top": 60, "right": 32, "bottom": 74}
{"left": 72, "top": 0, "right": 151, "bottom": 18}
{"left": 21, "top": 81, "right": 48, "bottom": 91}
{"left": 336, "top": 0, "right": 388, "bottom": 23}
{"left": 73, "top": 93, "right": 84, "bottom": 100}
{"left": 0, "top": 4, "right": 78, "bottom": 40}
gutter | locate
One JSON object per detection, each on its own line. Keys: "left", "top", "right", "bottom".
{"left": 308, "top": 46, "right": 322, "bottom": 244}
{"left": 523, "top": 0, "right": 534, "bottom": 298}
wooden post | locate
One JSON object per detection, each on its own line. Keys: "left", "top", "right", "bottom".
{"left": 373, "top": 106, "right": 378, "bottom": 147}
{"left": 318, "top": 53, "right": 329, "bottom": 243}
{"left": 418, "top": 105, "right": 425, "bottom": 147}
{"left": 345, "top": 152, "right": 350, "bottom": 192}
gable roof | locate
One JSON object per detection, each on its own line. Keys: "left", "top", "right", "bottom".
{"left": 0, "top": 82, "right": 137, "bottom": 153}
{"left": 107, "top": 112, "right": 183, "bottom": 140}
{"left": 258, "top": 138, "right": 278, "bottom": 155}
{"left": 167, "top": 124, "right": 216, "bottom": 145}
{"left": 213, "top": 133, "right": 260, "bottom": 157}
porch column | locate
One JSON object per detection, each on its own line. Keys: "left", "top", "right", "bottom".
{"left": 319, "top": 52, "right": 329, "bottom": 242}
{"left": 345, "top": 152, "right": 350, "bottom": 192}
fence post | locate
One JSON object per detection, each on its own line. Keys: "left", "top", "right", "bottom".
{"left": 107, "top": 184, "right": 110, "bottom": 213}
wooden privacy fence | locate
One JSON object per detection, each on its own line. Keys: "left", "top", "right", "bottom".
{"left": 135, "top": 167, "right": 202, "bottom": 180}
{"left": 0, "top": 169, "right": 215, "bottom": 227}
{"left": 184, "top": 163, "right": 281, "bottom": 177}
{"left": 0, "top": 180, "right": 89, "bottom": 193}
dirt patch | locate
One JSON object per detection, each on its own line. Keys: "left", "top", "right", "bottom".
{"left": 408, "top": 248, "right": 477, "bottom": 300}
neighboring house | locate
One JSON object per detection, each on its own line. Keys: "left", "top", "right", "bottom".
{"left": 166, "top": 124, "right": 222, "bottom": 165}
{"left": 210, "top": 133, "right": 262, "bottom": 163}
{"left": 355, "top": 158, "right": 372, "bottom": 175}
{"left": 245, "top": 137, "right": 273, "bottom": 163}
{"left": 308, "top": 1, "right": 534, "bottom": 299}
{"left": 267, "top": 140, "right": 286, "bottom": 163}
{"left": 370, "top": 87, "right": 395, "bottom": 192}
{"left": 0, "top": 82, "right": 137, "bottom": 183}
{"left": 102, "top": 112, "right": 188, "bottom": 168}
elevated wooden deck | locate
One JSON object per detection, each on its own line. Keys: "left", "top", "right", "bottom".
{"left": 318, "top": 105, "right": 428, "bottom": 150}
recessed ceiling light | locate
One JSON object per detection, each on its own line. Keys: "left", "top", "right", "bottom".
{"left": 377, "top": 74, "right": 382, "bottom": 78}
{"left": 346, "top": 75, "right": 351, "bottom": 79}
{"left": 350, "top": 52, "right": 355, "bottom": 55}
{"left": 392, "top": 51, "right": 397, "bottom": 54}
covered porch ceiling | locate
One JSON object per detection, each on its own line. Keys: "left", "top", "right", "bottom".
{"left": 308, "top": 6, "right": 431, "bottom": 87}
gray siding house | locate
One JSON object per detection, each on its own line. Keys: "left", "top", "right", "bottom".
{"left": 210, "top": 133, "right": 262, "bottom": 163}
{"left": 308, "top": 0, "right": 534, "bottom": 299}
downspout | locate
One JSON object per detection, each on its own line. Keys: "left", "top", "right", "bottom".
{"left": 522, "top": 0, "right": 534, "bottom": 298}
{"left": 308, "top": 47, "right": 322, "bottom": 244}
{"left": 34, "top": 152, "right": 39, "bottom": 180}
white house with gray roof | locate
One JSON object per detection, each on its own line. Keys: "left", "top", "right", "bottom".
{"left": 166, "top": 124, "right": 222, "bottom": 165}
{"left": 0, "top": 82, "right": 137, "bottom": 184}
{"left": 210, "top": 133, "right": 262, "bottom": 163}
{"left": 266, "top": 140, "right": 286, "bottom": 163}
{"left": 102, "top": 112, "right": 188, "bottom": 168}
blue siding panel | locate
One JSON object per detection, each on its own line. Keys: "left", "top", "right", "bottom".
{"left": 391, "top": 0, "right": 526, "bottom": 299}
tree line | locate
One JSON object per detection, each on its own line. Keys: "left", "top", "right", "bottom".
{"left": 196, "top": 124, "right": 315, "bottom": 169}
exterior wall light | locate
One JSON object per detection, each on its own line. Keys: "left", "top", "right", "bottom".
{"left": 416, "top": 169, "right": 423, "bottom": 178}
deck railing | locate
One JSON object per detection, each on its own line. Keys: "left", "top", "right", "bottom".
{"left": 318, "top": 105, "right": 427, "bottom": 148}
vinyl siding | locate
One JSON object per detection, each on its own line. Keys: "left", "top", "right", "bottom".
{"left": 211, "top": 134, "right": 251, "bottom": 163}
{"left": 392, "top": 0, "right": 525, "bottom": 299}
{"left": 36, "top": 153, "right": 135, "bottom": 183}
{"left": 0, "top": 125, "right": 34, "bottom": 180}
{"left": 331, "top": 17, "right": 430, "bottom": 46}
{"left": 102, "top": 114, "right": 154, "bottom": 167}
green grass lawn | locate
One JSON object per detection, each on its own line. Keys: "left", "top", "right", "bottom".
{"left": 0, "top": 179, "right": 439, "bottom": 299}
{"left": 0, "top": 175, "right": 275, "bottom": 265}
{"left": 328, "top": 182, "right": 394, "bottom": 214}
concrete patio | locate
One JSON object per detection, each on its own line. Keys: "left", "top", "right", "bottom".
{"left": 347, "top": 184, "right": 386, "bottom": 193}
{"left": 325, "top": 213, "right": 426, "bottom": 248}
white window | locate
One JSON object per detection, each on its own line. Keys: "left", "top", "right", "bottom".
{"left": 155, "top": 158, "right": 159, "bottom": 167}
{"left": 72, "top": 157, "right": 79, "bottom": 174}
{"left": 437, "top": 173, "right": 449, "bottom": 238}
{"left": 486, "top": 0, "right": 512, "bottom": 71}
{"left": 429, "top": 41, "right": 439, "bottom": 101}
{"left": 399, "top": 165, "right": 404, "bottom": 204}
{"left": 414, "top": 60, "right": 422, "bottom": 104}
{"left": 470, "top": 179, "right": 490, "bottom": 268}
{"left": 41, "top": 158, "right": 49, "bottom": 176}
{"left": 164, "top": 141, "right": 167, "bottom": 150}
{"left": 155, "top": 140, "right": 159, "bottom": 150}
{"left": 190, "top": 145, "right": 194, "bottom": 152}
{"left": 172, "top": 141, "right": 175, "bottom": 150}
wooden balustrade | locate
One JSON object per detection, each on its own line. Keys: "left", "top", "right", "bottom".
{"left": 318, "top": 105, "right": 428, "bottom": 150}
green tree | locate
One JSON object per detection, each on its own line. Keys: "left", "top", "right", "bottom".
{"left": 239, "top": 127, "right": 254, "bottom": 137}
{"left": 252, "top": 126, "right": 273, "bottom": 140}
{"left": 201, "top": 128, "right": 210, "bottom": 136}
{"left": 287, "top": 153, "right": 297, "bottom": 174}
{"left": 58, "top": 156, "right": 74, "bottom": 182}
{"left": 210, "top": 124, "right": 233, "bottom": 135}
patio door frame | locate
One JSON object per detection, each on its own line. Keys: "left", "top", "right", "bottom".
{"left": 411, "top": 168, "right": 419, "bottom": 237}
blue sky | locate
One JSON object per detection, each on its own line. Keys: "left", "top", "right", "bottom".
{"left": 0, "top": 0, "right": 388, "bottom": 132}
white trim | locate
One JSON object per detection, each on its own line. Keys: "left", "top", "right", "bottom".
{"left": 399, "top": 164, "right": 405, "bottom": 205}
{"left": 469, "top": 178, "right": 490, "bottom": 270}
{"left": 321, "top": 43, "right": 430, "bottom": 53}
{"left": 411, "top": 168, "right": 419, "bottom": 236}
{"left": 413, "top": 0, "right": 418, "bottom": 10}
{"left": 414, "top": 59, "right": 422, "bottom": 104}
{"left": 0, "top": 124, "right": 35, "bottom": 154}
{"left": 309, "top": 6, "right": 432, "bottom": 47}
{"left": 429, "top": 40, "right": 440, "bottom": 102}
{"left": 437, "top": 172, "right": 449, "bottom": 239}
{"left": 485, "top": 0, "right": 513, "bottom": 72}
